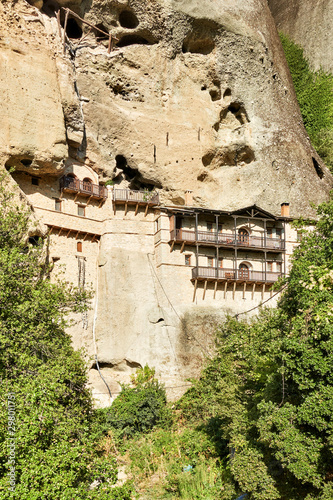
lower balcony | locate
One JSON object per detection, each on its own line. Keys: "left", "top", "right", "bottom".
{"left": 191, "top": 266, "right": 283, "bottom": 284}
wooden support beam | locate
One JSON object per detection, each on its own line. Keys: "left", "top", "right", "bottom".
{"left": 214, "top": 280, "right": 218, "bottom": 299}
{"left": 63, "top": 9, "right": 69, "bottom": 54}
{"left": 224, "top": 281, "right": 227, "bottom": 299}
{"left": 66, "top": 229, "right": 71, "bottom": 238}
{"left": 125, "top": 202, "right": 128, "bottom": 216}
{"left": 170, "top": 240, "right": 175, "bottom": 253}
{"left": 86, "top": 196, "right": 92, "bottom": 206}
{"left": 262, "top": 283, "right": 266, "bottom": 300}
{"left": 56, "top": 9, "right": 62, "bottom": 38}
{"left": 108, "top": 34, "right": 112, "bottom": 53}
{"left": 75, "top": 231, "right": 80, "bottom": 240}
{"left": 144, "top": 204, "right": 149, "bottom": 217}
{"left": 48, "top": 226, "right": 54, "bottom": 235}
{"left": 91, "top": 235, "right": 96, "bottom": 243}
{"left": 243, "top": 282, "right": 246, "bottom": 299}
{"left": 252, "top": 282, "right": 256, "bottom": 300}
{"left": 203, "top": 280, "right": 208, "bottom": 300}
{"left": 180, "top": 241, "right": 185, "bottom": 253}
{"left": 74, "top": 193, "right": 79, "bottom": 203}
{"left": 192, "top": 279, "right": 198, "bottom": 302}
{"left": 58, "top": 228, "right": 63, "bottom": 236}
{"left": 83, "top": 233, "right": 89, "bottom": 241}
{"left": 135, "top": 203, "right": 139, "bottom": 216}
{"left": 233, "top": 281, "right": 236, "bottom": 300}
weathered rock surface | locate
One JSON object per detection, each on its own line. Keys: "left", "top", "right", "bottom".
{"left": 72, "top": 0, "right": 333, "bottom": 218}
{"left": 268, "top": 0, "right": 333, "bottom": 73}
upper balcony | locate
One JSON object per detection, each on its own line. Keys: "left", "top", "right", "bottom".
{"left": 192, "top": 266, "right": 283, "bottom": 284}
{"left": 60, "top": 176, "right": 108, "bottom": 200}
{"left": 170, "top": 228, "right": 284, "bottom": 252}
{"left": 113, "top": 189, "right": 160, "bottom": 206}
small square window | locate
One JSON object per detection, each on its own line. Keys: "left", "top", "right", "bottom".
{"left": 185, "top": 255, "right": 191, "bottom": 266}
{"left": 77, "top": 205, "right": 85, "bottom": 217}
{"left": 218, "top": 258, "right": 223, "bottom": 268}
{"left": 207, "top": 257, "right": 214, "bottom": 267}
{"left": 267, "top": 261, "right": 273, "bottom": 272}
{"left": 77, "top": 242, "right": 82, "bottom": 253}
{"left": 276, "top": 262, "right": 282, "bottom": 273}
{"left": 31, "top": 177, "right": 39, "bottom": 186}
{"left": 55, "top": 199, "right": 62, "bottom": 212}
{"left": 207, "top": 222, "right": 213, "bottom": 232}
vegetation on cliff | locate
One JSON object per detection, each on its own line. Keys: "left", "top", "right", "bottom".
{"left": 280, "top": 33, "right": 333, "bottom": 171}
{"left": 0, "top": 180, "right": 132, "bottom": 499}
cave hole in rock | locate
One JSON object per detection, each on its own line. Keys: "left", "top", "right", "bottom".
{"left": 227, "top": 102, "right": 249, "bottom": 125}
{"left": 115, "top": 154, "right": 138, "bottom": 180}
{"left": 223, "top": 88, "right": 231, "bottom": 99}
{"left": 91, "top": 360, "right": 142, "bottom": 370}
{"left": 312, "top": 157, "right": 324, "bottom": 179}
{"left": 117, "top": 34, "right": 150, "bottom": 47}
{"left": 28, "top": 235, "right": 42, "bottom": 246}
{"left": 119, "top": 10, "right": 139, "bottom": 29}
{"left": 21, "top": 159, "right": 32, "bottom": 166}
{"left": 94, "top": 23, "right": 109, "bottom": 41}
{"left": 182, "top": 36, "right": 215, "bottom": 55}
{"left": 65, "top": 18, "right": 82, "bottom": 39}
{"left": 42, "top": 0, "right": 59, "bottom": 17}
{"left": 202, "top": 152, "right": 215, "bottom": 167}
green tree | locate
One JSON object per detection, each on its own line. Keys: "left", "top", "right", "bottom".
{"left": 179, "top": 198, "right": 333, "bottom": 499}
{"left": 0, "top": 177, "right": 131, "bottom": 499}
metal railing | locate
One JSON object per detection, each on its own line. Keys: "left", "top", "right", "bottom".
{"left": 113, "top": 189, "right": 160, "bottom": 205}
{"left": 60, "top": 176, "right": 108, "bottom": 199}
{"left": 170, "top": 229, "right": 284, "bottom": 250}
{"left": 192, "top": 266, "right": 283, "bottom": 283}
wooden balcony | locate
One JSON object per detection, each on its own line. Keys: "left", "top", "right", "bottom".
{"left": 113, "top": 189, "right": 160, "bottom": 205}
{"left": 60, "top": 176, "right": 108, "bottom": 200}
{"left": 192, "top": 266, "right": 283, "bottom": 284}
{"left": 170, "top": 229, "right": 284, "bottom": 252}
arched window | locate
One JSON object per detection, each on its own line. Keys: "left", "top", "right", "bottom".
{"left": 77, "top": 242, "right": 82, "bottom": 253}
{"left": 82, "top": 178, "right": 93, "bottom": 194}
{"left": 239, "top": 262, "right": 250, "bottom": 279}
{"left": 238, "top": 227, "right": 249, "bottom": 245}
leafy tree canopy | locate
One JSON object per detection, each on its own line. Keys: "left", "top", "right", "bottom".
{"left": 0, "top": 177, "right": 132, "bottom": 499}
{"left": 178, "top": 197, "right": 333, "bottom": 499}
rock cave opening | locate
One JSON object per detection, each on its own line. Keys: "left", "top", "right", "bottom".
{"left": 65, "top": 18, "right": 82, "bottom": 39}
{"left": 28, "top": 235, "right": 42, "bottom": 246}
{"left": 119, "top": 10, "right": 139, "bottom": 29}
{"left": 116, "top": 34, "right": 151, "bottom": 47}
{"left": 227, "top": 102, "right": 249, "bottom": 125}
{"left": 94, "top": 23, "right": 109, "bottom": 41}
{"left": 42, "top": 0, "right": 59, "bottom": 17}
{"left": 312, "top": 157, "right": 324, "bottom": 179}
{"left": 209, "top": 80, "right": 221, "bottom": 101}
{"left": 223, "top": 88, "right": 232, "bottom": 99}
{"left": 182, "top": 36, "right": 215, "bottom": 55}
{"left": 21, "top": 159, "right": 32, "bottom": 167}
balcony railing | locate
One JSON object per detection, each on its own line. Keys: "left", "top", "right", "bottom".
{"left": 192, "top": 266, "right": 283, "bottom": 283}
{"left": 60, "top": 176, "right": 108, "bottom": 199}
{"left": 170, "top": 229, "right": 284, "bottom": 251}
{"left": 113, "top": 189, "right": 160, "bottom": 205}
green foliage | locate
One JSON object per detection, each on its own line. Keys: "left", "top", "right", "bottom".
{"left": 0, "top": 176, "right": 122, "bottom": 499}
{"left": 125, "top": 425, "right": 233, "bottom": 499}
{"left": 280, "top": 33, "right": 333, "bottom": 171}
{"left": 106, "top": 366, "right": 172, "bottom": 439}
{"left": 177, "top": 198, "right": 333, "bottom": 498}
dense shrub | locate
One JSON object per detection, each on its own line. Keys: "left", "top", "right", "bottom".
{"left": 105, "top": 366, "right": 171, "bottom": 439}
{"left": 280, "top": 33, "right": 333, "bottom": 171}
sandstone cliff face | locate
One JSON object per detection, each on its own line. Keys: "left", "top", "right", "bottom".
{"left": 2, "top": 0, "right": 333, "bottom": 402}
{"left": 268, "top": 0, "right": 333, "bottom": 73}
{"left": 68, "top": 0, "right": 332, "bottom": 218}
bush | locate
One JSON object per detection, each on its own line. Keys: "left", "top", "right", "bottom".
{"left": 106, "top": 366, "right": 171, "bottom": 439}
